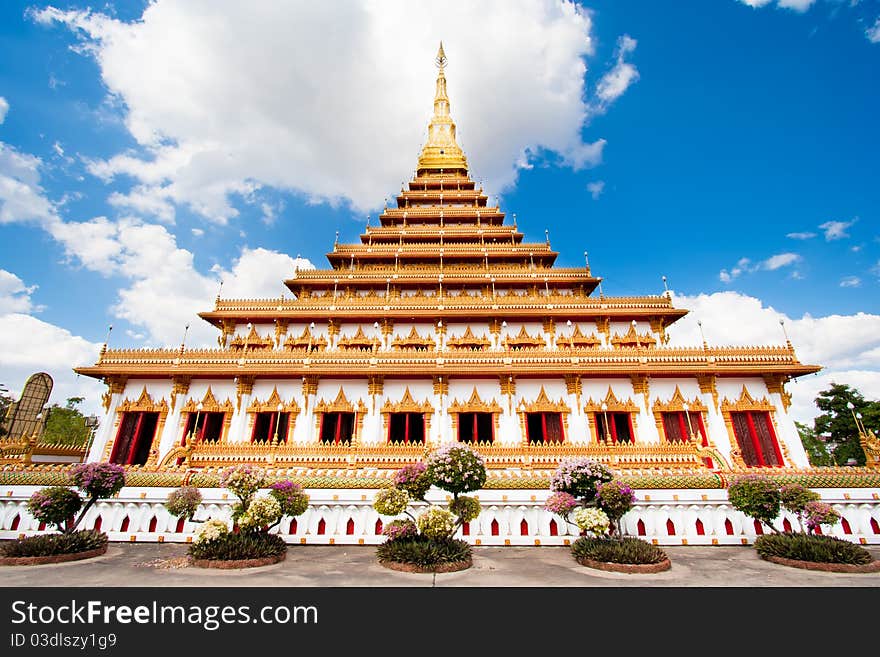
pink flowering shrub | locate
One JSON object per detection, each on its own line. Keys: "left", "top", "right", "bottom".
{"left": 803, "top": 501, "right": 841, "bottom": 534}
{"left": 27, "top": 487, "right": 82, "bottom": 532}
{"left": 550, "top": 458, "right": 613, "bottom": 503}
{"left": 393, "top": 462, "right": 432, "bottom": 500}
{"left": 70, "top": 462, "right": 126, "bottom": 500}
{"left": 545, "top": 492, "right": 578, "bottom": 516}
{"left": 425, "top": 444, "right": 487, "bottom": 495}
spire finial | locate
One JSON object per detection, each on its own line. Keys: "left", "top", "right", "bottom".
{"left": 435, "top": 41, "right": 447, "bottom": 69}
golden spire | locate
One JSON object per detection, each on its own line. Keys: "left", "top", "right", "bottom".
{"left": 418, "top": 42, "right": 468, "bottom": 173}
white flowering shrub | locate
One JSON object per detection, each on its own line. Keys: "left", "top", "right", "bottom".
{"left": 195, "top": 518, "right": 230, "bottom": 544}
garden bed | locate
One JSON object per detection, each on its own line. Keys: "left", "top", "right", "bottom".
{"left": 0, "top": 544, "right": 107, "bottom": 567}
{"left": 189, "top": 552, "right": 287, "bottom": 569}
{"left": 760, "top": 554, "right": 880, "bottom": 573}
{"left": 379, "top": 557, "right": 472, "bottom": 574}
{"left": 575, "top": 555, "right": 671, "bottom": 574}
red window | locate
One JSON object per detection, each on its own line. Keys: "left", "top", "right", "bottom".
{"left": 110, "top": 411, "right": 159, "bottom": 466}
{"left": 729, "top": 411, "right": 783, "bottom": 467}
{"left": 388, "top": 413, "right": 425, "bottom": 444}
{"left": 526, "top": 412, "right": 564, "bottom": 443}
{"left": 182, "top": 411, "right": 225, "bottom": 444}
{"left": 661, "top": 411, "right": 707, "bottom": 445}
{"left": 457, "top": 412, "right": 494, "bottom": 443}
{"left": 251, "top": 412, "right": 291, "bottom": 443}
{"left": 319, "top": 412, "right": 355, "bottom": 444}
{"left": 594, "top": 412, "right": 634, "bottom": 443}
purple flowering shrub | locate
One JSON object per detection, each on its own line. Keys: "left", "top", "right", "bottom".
{"left": 549, "top": 458, "right": 613, "bottom": 503}
{"left": 165, "top": 486, "right": 203, "bottom": 521}
{"left": 383, "top": 519, "right": 418, "bottom": 541}
{"left": 27, "top": 487, "right": 83, "bottom": 532}
{"left": 269, "top": 480, "right": 310, "bottom": 518}
{"left": 545, "top": 492, "right": 578, "bottom": 517}
{"left": 394, "top": 462, "right": 432, "bottom": 500}
{"left": 70, "top": 462, "right": 126, "bottom": 500}
{"left": 803, "top": 501, "right": 840, "bottom": 534}
{"left": 425, "top": 444, "right": 487, "bottom": 495}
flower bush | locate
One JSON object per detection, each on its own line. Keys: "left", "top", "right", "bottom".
{"left": 69, "top": 462, "right": 126, "bottom": 499}
{"left": 27, "top": 487, "right": 82, "bottom": 532}
{"left": 373, "top": 487, "right": 410, "bottom": 516}
{"left": 425, "top": 444, "right": 486, "bottom": 495}
{"left": 727, "top": 475, "right": 782, "bottom": 530}
{"left": 393, "top": 462, "right": 432, "bottom": 500}
{"left": 549, "top": 458, "right": 613, "bottom": 502}
{"left": 195, "top": 518, "right": 230, "bottom": 544}
{"left": 417, "top": 507, "right": 457, "bottom": 540}
{"left": 545, "top": 491, "right": 579, "bottom": 517}
{"left": 269, "top": 480, "right": 309, "bottom": 517}
{"left": 596, "top": 480, "right": 636, "bottom": 535}
{"left": 238, "top": 495, "right": 282, "bottom": 532}
{"left": 573, "top": 507, "right": 611, "bottom": 535}
{"left": 803, "top": 501, "right": 840, "bottom": 534}
{"left": 779, "top": 484, "right": 820, "bottom": 515}
{"left": 220, "top": 465, "right": 266, "bottom": 506}
{"left": 383, "top": 519, "right": 418, "bottom": 541}
{"left": 448, "top": 495, "right": 481, "bottom": 523}
{"left": 164, "top": 486, "right": 202, "bottom": 521}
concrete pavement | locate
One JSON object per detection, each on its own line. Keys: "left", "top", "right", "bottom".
{"left": 1, "top": 542, "right": 879, "bottom": 587}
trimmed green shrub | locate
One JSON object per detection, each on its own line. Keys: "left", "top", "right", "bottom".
{"left": 755, "top": 533, "right": 873, "bottom": 565}
{"left": 779, "top": 484, "right": 820, "bottom": 515}
{"left": 1, "top": 530, "right": 107, "bottom": 558}
{"left": 27, "top": 487, "right": 83, "bottom": 531}
{"left": 188, "top": 532, "right": 287, "bottom": 561}
{"left": 165, "top": 486, "right": 202, "bottom": 521}
{"left": 571, "top": 536, "right": 668, "bottom": 565}
{"left": 448, "top": 495, "right": 481, "bottom": 523}
{"left": 376, "top": 535, "right": 471, "bottom": 567}
{"left": 727, "top": 475, "right": 781, "bottom": 529}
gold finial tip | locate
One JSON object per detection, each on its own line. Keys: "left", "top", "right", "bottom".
{"left": 435, "top": 42, "right": 447, "bottom": 68}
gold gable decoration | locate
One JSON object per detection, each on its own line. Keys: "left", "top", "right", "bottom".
{"left": 720, "top": 386, "right": 776, "bottom": 414}
{"left": 391, "top": 326, "right": 436, "bottom": 351}
{"left": 518, "top": 387, "right": 571, "bottom": 415}
{"left": 284, "top": 325, "right": 327, "bottom": 351}
{"left": 449, "top": 387, "right": 503, "bottom": 415}
{"left": 506, "top": 325, "right": 545, "bottom": 350}
{"left": 583, "top": 387, "right": 640, "bottom": 414}
{"left": 230, "top": 325, "right": 274, "bottom": 351}
{"left": 182, "top": 386, "right": 235, "bottom": 415}
{"left": 556, "top": 325, "right": 601, "bottom": 349}
{"left": 381, "top": 387, "right": 435, "bottom": 415}
{"left": 314, "top": 388, "right": 367, "bottom": 415}
{"left": 446, "top": 326, "right": 490, "bottom": 350}
{"left": 610, "top": 324, "right": 657, "bottom": 349}
{"left": 247, "top": 386, "right": 301, "bottom": 416}
{"left": 338, "top": 326, "right": 376, "bottom": 351}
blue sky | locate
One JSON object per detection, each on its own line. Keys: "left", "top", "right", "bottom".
{"left": 0, "top": 0, "right": 877, "bottom": 422}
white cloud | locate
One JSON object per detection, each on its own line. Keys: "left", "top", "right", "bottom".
{"left": 0, "top": 313, "right": 105, "bottom": 417}
{"left": 719, "top": 252, "right": 800, "bottom": 281}
{"left": 0, "top": 269, "right": 40, "bottom": 314}
{"left": 34, "top": 1, "right": 607, "bottom": 219}
{"left": 586, "top": 180, "right": 605, "bottom": 200}
{"left": 191, "top": 227, "right": 204, "bottom": 237}
{"left": 786, "top": 231, "right": 816, "bottom": 240}
{"left": 868, "top": 17, "right": 880, "bottom": 43}
{"left": 819, "top": 219, "right": 855, "bottom": 241}
{"left": 839, "top": 276, "right": 861, "bottom": 288}
{"left": 595, "top": 35, "right": 639, "bottom": 109}
{"left": 0, "top": 97, "right": 8, "bottom": 124}
{"left": 0, "top": 143, "right": 58, "bottom": 225}
{"left": 738, "top": 0, "right": 815, "bottom": 11}
{"left": 668, "top": 290, "right": 880, "bottom": 424}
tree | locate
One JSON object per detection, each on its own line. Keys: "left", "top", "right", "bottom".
{"left": 43, "top": 397, "right": 91, "bottom": 446}
{"left": 796, "top": 422, "right": 833, "bottom": 467}
{"left": 807, "top": 383, "right": 880, "bottom": 467}
{"left": 0, "top": 384, "right": 13, "bottom": 438}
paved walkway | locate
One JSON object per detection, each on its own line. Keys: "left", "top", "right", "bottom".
{"left": 2, "top": 543, "right": 879, "bottom": 587}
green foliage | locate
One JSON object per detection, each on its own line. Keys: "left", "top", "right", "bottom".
{"left": 811, "top": 383, "right": 880, "bottom": 466}
{"left": 373, "top": 487, "right": 410, "bottom": 516}
{"left": 165, "top": 486, "right": 202, "bottom": 520}
{"left": 571, "top": 536, "right": 668, "bottom": 565}
{"left": 779, "top": 484, "right": 820, "bottom": 515}
{"left": 595, "top": 480, "right": 636, "bottom": 523}
{"left": 796, "top": 422, "right": 833, "bottom": 467}
{"left": 448, "top": 495, "right": 481, "bottom": 523}
{"left": 376, "top": 535, "right": 471, "bottom": 567}
{"left": 754, "top": 533, "right": 873, "bottom": 565}
{"left": 0, "top": 384, "right": 13, "bottom": 438}
{"left": 43, "top": 398, "right": 91, "bottom": 446}
{"left": 1, "top": 530, "right": 107, "bottom": 558}
{"left": 27, "top": 487, "right": 82, "bottom": 531}
{"left": 188, "top": 532, "right": 287, "bottom": 561}
{"left": 727, "top": 475, "right": 781, "bottom": 528}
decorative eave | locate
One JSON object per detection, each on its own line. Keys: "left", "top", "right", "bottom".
{"left": 74, "top": 344, "right": 821, "bottom": 380}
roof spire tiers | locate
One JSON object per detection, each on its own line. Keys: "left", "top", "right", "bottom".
{"left": 418, "top": 42, "right": 468, "bottom": 174}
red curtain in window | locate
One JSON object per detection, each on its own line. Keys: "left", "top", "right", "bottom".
{"left": 110, "top": 412, "right": 140, "bottom": 464}
{"left": 663, "top": 413, "right": 684, "bottom": 442}
{"left": 544, "top": 413, "right": 563, "bottom": 443}
{"left": 731, "top": 411, "right": 760, "bottom": 466}
{"left": 752, "top": 412, "right": 782, "bottom": 466}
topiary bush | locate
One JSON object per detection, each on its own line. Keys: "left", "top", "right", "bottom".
{"left": 1, "top": 530, "right": 107, "bottom": 558}
{"left": 26, "top": 486, "right": 82, "bottom": 532}
{"left": 549, "top": 458, "right": 614, "bottom": 503}
{"left": 376, "top": 535, "right": 471, "bottom": 568}
{"left": 164, "top": 486, "right": 202, "bottom": 521}
{"left": 571, "top": 536, "right": 668, "bottom": 565}
{"left": 727, "top": 475, "right": 781, "bottom": 531}
{"left": 425, "top": 444, "right": 487, "bottom": 495}
{"left": 188, "top": 532, "right": 287, "bottom": 561}
{"left": 755, "top": 533, "right": 873, "bottom": 565}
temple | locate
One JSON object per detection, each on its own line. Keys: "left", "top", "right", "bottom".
{"left": 74, "top": 43, "right": 821, "bottom": 476}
